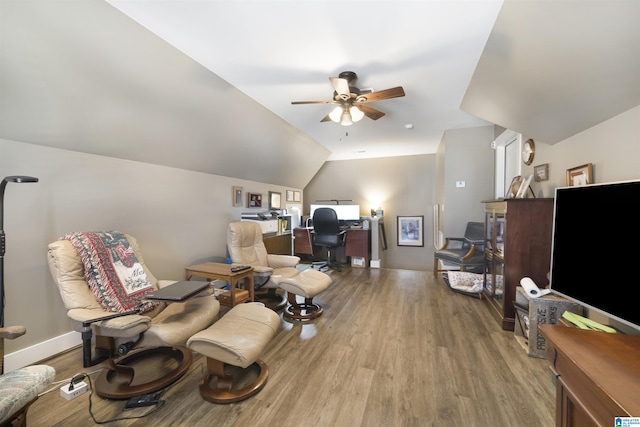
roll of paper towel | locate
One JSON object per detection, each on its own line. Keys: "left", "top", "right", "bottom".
{"left": 520, "top": 277, "right": 551, "bottom": 298}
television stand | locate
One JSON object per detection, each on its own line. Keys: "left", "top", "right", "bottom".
{"left": 539, "top": 324, "right": 640, "bottom": 426}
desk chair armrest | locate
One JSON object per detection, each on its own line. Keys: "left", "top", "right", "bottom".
{"left": 252, "top": 265, "right": 275, "bottom": 276}
{"left": 438, "top": 237, "right": 464, "bottom": 250}
{"left": 267, "top": 254, "right": 300, "bottom": 269}
{"left": 0, "top": 325, "right": 26, "bottom": 340}
{"left": 67, "top": 308, "right": 151, "bottom": 331}
{"left": 460, "top": 243, "right": 479, "bottom": 260}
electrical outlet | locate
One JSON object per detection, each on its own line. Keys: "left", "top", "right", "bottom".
{"left": 60, "top": 381, "right": 88, "bottom": 400}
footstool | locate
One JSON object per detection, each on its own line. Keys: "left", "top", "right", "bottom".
{"left": 186, "top": 303, "right": 280, "bottom": 403}
{"left": 277, "top": 268, "right": 332, "bottom": 321}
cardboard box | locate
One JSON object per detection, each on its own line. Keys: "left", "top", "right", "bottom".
{"left": 350, "top": 256, "right": 367, "bottom": 268}
{"left": 514, "top": 286, "right": 583, "bottom": 358}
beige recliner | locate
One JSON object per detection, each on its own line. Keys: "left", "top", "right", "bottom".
{"left": 47, "top": 232, "right": 220, "bottom": 399}
{"left": 227, "top": 221, "right": 300, "bottom": 310}
{"left": 227, "top": 221, "right": 333, "bottom": 321}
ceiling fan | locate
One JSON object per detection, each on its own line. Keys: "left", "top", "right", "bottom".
{"left": 291, "top": 71, "right": 405, "bottom": 126}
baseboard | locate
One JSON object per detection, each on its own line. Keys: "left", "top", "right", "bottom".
{"left": 5, "top": 331, "right": 80, "bottom": 372}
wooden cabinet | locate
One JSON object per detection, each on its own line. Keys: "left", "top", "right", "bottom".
{"left": 344, "top": 228, "right": 370, "bottom": 267}
{"left": 293, "top": 227, "right": 371, "bottom": 266}
{"left": 263, "top": 232, "right": 292, "bottom": 255}
{"left": 540, "top": 325, "right": 640, "bottom": 426}
{"left": 293, "top": 227, "right": 314, "bottom": 255}
{"left": 482, "top": 198, "right": 554, "bottom": 331}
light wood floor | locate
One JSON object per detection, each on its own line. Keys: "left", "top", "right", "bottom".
{"left": 28, "top": 267, "right": 556, "bottom": 427}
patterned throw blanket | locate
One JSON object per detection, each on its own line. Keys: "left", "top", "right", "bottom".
{"left": 60, "top": 231, "right": 157, "bottom": 313}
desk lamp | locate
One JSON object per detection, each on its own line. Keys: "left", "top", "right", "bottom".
{"left": 0, "top": 176, "right": 39, "bottom": 327}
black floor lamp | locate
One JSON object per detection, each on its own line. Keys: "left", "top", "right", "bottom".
{"left": 0, "top": 176, "right": 39, "bottom": 328}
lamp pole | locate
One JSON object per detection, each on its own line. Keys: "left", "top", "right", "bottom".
{"left": 0, "top": 176, "right": 39, "bottom": 328}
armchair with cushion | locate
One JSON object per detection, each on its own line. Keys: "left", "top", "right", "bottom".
{"left": 226, "top": 221, "right": 300, "bottom": 311}
{"left": 0, "top": 326, "right": 55, "bottom": 427}
{"left": 47, "top": 231, "right": 219, "bottom": 399}
{"left": 433, "top": 221, "right": 485, "bottom": 277}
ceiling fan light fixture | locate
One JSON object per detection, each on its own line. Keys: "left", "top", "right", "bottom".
{"left": 340, "top": 108, "right": 353, "bottom": 126}
{"left": 350, "top": 106, "right": 364, "bottom": 122}
{"left": 329, "top": 106, "right": 343, "bottom": 123}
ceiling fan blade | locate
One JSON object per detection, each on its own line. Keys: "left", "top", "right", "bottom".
{"left": 329, "top": 77, "right": 350, "bottom": 97}
{"left": 291, "top": 100, "right": 335, "bottom": 105}
{"left": 358, "top": 105, "right": 385, "bottom": 120}
{"left": 358, "top": 86, "right": 405, "bottom": 103}
{"left": 320, "top": 115, "right": 332, "bottom": 122}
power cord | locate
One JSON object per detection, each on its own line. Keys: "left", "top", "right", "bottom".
{"left": 41, "top": 369, "right": 166, "bottom": 424}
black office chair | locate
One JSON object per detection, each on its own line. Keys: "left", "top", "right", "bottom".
{"left": 312, "top": 208, "right": 346, "bottom": 271}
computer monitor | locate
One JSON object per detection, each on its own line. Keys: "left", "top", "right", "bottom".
{"left": 310, "top": 204, "right": 360, "bottom": 223}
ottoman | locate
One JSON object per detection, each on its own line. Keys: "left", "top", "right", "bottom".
{"left": 186, "top": 303, "right": 280, "bottom": 403}
{"left": 277, "top": 268, "right": 332, "bottom": 321}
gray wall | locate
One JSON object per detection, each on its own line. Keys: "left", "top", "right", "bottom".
{"left": 0, "top": 138, "right": 301, "bottom": 367}
{"left": 304, "top": 154, "right": 436, "bottom": 270}
{"left": 304, "top": 125, "right": 496, "bottom": 270}
{"left": 1, "top": 105, "right": 638, "bottom": 368}
{"left": 439, "top": 126, "right": 495, "bottom": 237}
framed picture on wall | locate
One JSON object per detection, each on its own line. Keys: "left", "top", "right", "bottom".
{"left": 397, "top": 215, "right": 424, "bottom": 247}
{"left": 269, "top": 191, "right": 282, "bottom": 210}
{"left": 248, "top": 193, "right": 262, "bottom": 208}
{"left": 232, "top": 186, "right": 243, "bottom": 207}
{"left": 294, "top": 191, "right": 301, "bottom": 202}
{"left": 566, "top": 163, "right": 593, "bottom": 187}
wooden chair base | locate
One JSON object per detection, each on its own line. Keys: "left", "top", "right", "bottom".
{"left": 254, "top": 288, "right": 287, "bottom": 311}
{"left": 95, "top": 346, "right": 192, "bottom": 399}
{"left": 199, "top": 357, "right": 269, "bottom": 404}
{"left": 283, "top": 294, "right": 323, "bottom": 321}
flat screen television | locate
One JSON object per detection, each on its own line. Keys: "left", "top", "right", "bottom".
{"left": 549, "top": 179, "right": 640, "bottom": 332}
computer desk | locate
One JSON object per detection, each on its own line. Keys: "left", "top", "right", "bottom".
{"left": 293, "top": 227, "right": 371, "bottom": 267}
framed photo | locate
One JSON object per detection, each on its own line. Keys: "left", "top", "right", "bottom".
{"left": 566, "top": 163, "right": 593, "bottom": 187}
{"left": 232, "top": 186, "right": 243, "bottom": 207}
{"left": 248, "top": 193, "right": 262, "bottom": 208}
{"left": 534, "top": 163, "right": 549, "bottom": 182}
{"left": 293, "top": 191, "right": 301, "bottom": 202}
{"left": 508, "top": 175, "right": 522, "bottom": 198}
{"left": 516, "top": 174, "right": 533, "bottom": 198}
{"left": 269, "top": 191, "right": 282, "bottom": 210}
{"left": 286, "top": 190, "right": 294, "bottom": 202}
{"left": 397, "top": 215, "right": 424, "bottom": 247}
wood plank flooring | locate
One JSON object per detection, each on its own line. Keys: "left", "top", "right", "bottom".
{"left": 27, "top": 267, "right": 556, "bottom": 426}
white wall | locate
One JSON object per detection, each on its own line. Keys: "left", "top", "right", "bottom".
{"left": 0, "top": 139, "right": 300, "bottom": 368}
{"left": 525, "top": 105, "right": 640, "bottom": 197}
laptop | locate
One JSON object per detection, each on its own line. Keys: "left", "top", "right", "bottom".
{"left": 144, "top": 281, "right": 210, "bottom": 302}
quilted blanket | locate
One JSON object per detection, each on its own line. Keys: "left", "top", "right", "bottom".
{"left": 60, "top": 231, "right": 157, "bottom": 313}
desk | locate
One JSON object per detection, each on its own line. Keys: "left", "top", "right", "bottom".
{"left": 263, "top": 232, "right": 292, "bottom": 255}
{"left": 184, "top": 262, "right": 254, "bottom": 307}
{"left": 293, "top": 227, "right": 370, "bottom": 267}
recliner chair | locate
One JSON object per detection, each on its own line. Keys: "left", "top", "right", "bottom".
{"left": 47, "top": 231, "right": 220, "bottom": 399}
{"left": 312, "top": 208, "right": 346, "bottom": 271}
{"left": 226, "top": 221, "right": 301, "bottom": 311}
{"left": 0, "top": 325, "right": 55, "bottom": 427}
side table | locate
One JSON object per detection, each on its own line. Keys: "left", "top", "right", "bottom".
{"left": 185, "top": 262, "right": 254, "bottom": 307}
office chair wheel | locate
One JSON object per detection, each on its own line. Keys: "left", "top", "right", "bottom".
{"left": 95, "top": 345, "right": 192, "bottom": 399}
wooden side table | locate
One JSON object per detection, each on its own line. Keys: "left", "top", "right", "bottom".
{"left": 184, "top": 262, "right": 254, "bottom": 307}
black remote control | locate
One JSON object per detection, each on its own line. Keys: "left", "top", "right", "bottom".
{"left": 230, "top": 265, "right": 250, "bottom": 272}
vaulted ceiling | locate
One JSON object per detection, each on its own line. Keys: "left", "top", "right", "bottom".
{"left": 1, "top": 1, "right": 638, "bottom": 188}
